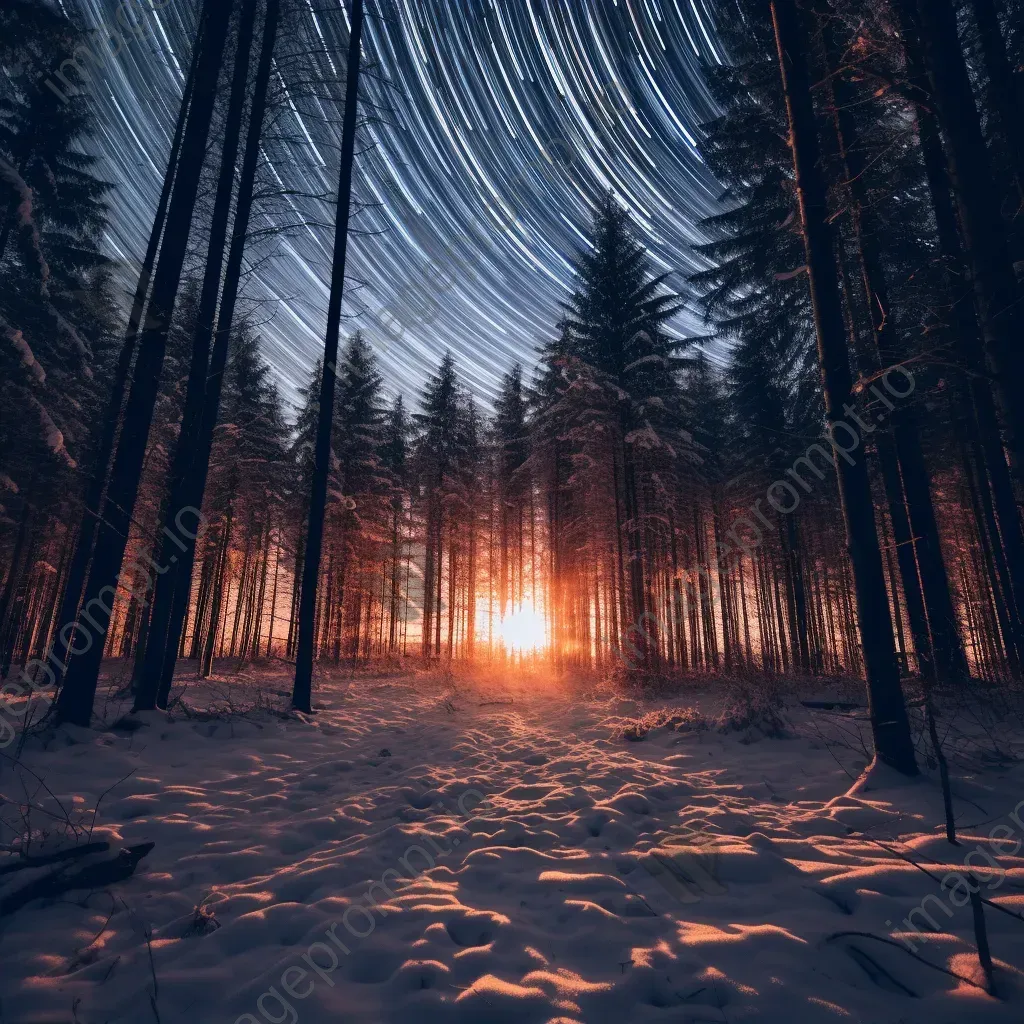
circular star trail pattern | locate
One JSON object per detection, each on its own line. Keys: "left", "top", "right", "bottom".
{"left": 71, "top": 0, "right": 724, "bottom": 409}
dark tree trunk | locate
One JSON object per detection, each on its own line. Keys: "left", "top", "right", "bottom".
{"left": 287, "top": 535, "right": 303, "bottom": 657}
{"left": 134, "top": 0, "right": 259, "bottom": 710}
{"left": 875, "top": 437, "right": 932, "bottom": 676}
{"left": 816, "top": 3, "right": 967, "bottom": 683}
{"left": 388, "top": 499, "right": 402, "bottom": 651}
{"left": 435, "top": 517, "right": 444, "bottom": 655}
{"left": 249, "top": 527, "right": 270, "bottom": 660}
{"left": 965, "top": 436, "right": 1021, "bottom": 674}
{"left": 146, "top": 0, "right": 280, "bottom": 707}
{"left": 904, "top": 35, "right": 1024, "bottom": 666}
{"left": 770, "top": 0, "right": 917, "bottom": 774}
{"left": 901, "top": 0, "right": 1024, "bottom": 463}
{"left": 292, "top": 0, "right": 365, "bottom": 712}
{"left": 0, "top": 499, "right": 32, "bottom": 678}
{"left": 230, "top": 529, "right": 254, "bottom": 659}
{"left": 56, "top": 0, "right": 233, "bottom": 727}
{"left": 467, "top": 508, "right": 477, "bottom": 659}
{"left": 0, "top": 529, "right": 38, "bottom": 680}
{"left": 31, "top": 542, "right": 67, "bottom": 666}
{"left": 189, "top": 551, "right": 215, "bottom": 663}
{"left": 447, "top": 522, "right": 456, "bottom": 659}
{"left": 129, "top": 535, "right": 165, "bottom": 693}
{"left": 267, "top": 531, "right": 281, "bottom": 658}
{"left": 784, "top": 515, "right": 810, "bottom": 672}
{"left": 970, "top": 0, "right": 1024, "bottom": 237}
{"left": 51, "top": 44, "right": 199, "bottom": 679}
{"left": 422, "top": 504, "right": 436, "bottom": 658}
{"left": 201, "top": 501, "right": 233, "bottom": 679}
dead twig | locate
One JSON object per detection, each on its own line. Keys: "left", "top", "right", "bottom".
{"left": 88, "top": 768, "right": 137, "bottom": 840}
{"left": 825, "top": 931, "right": 988, "bottom": 991}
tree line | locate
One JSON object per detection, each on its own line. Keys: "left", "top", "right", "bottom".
{"left": 2, "top": 0, "right": 1024, "bottom": 778}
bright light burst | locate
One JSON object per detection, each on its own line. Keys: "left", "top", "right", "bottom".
{"left": 500, "top": 603, "right": 547, "bottom": 655}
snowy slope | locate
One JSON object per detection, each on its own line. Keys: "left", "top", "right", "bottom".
{"left": 1, "top": 666, "right": 1022, "bottom": 1023}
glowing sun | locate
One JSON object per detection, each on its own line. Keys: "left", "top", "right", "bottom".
{"left": 500, "top": 603, "right": 547, "bottom": 654}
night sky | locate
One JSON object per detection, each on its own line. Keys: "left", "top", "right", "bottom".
{"left": 69, "top": 0, "right": 724, "bottom": 410}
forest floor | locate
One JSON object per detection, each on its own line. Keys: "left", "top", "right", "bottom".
{"left": 2, "top": 662, "right": 1024, "bottom": 1023}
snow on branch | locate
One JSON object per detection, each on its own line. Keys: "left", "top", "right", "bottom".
{"left": 0, "top": 157, "right": 50, "bottom": 291}
{"left": 4, "top": 327, "right": 46, "bottom": 385}
{"left": 624, "top": 353, "right": 668, "bottom": 372}
{"left": 624, "top": 424, "right": 662, "bottom": 450}
{"left": 51, "top": 307, "right": 92, "bottom": 362}
{"left": 28, "top": 397, "right": 76, "bottom": 469}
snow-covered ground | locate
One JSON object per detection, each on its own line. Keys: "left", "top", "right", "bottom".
{"left": 2, "top": 664, "right": 1024, "bottom": 1023}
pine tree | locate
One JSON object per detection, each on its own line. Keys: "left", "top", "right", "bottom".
{"left": 47, "top": 21, "right": 200, "bottom": 689}
{"left": 325, "top": 332, "right": 387, "bottom": 665}
{"left": 0, "top": 0, "right": 111, "bottom": 495}
{"left": 0, "top": 1, "right": 117, "bottom": 684}
{"left": 143, "top": 0, "right": 282, "bottom": 698}
{"left": 896, "top": 0, "right": 1024, "bottom": 468}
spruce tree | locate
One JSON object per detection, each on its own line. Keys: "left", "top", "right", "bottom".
{"left": 558, "top": 195, "right": 684, "bottom": 674}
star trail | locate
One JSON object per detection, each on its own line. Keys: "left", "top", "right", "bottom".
{"left": 68, "top": 0, "right": 724, "bottom": 409}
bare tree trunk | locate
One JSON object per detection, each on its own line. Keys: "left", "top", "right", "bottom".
{"left": 136, "top": 0, "right": 259, "bottom": 709}
{"left": 189, "top": 551, "right": 215, "bottom": 662}
{"left": 904, "top": 32, "right": 1024, "bottom": 664}
{"left": 816, "top": 6, "right": 967, "bottom": 682}
{"left": 292, "top": 0, "right": 364, "bottom": 709}
{"left": 57, "top": 0, "right": 233, "bottom": 726}
{"left": 388, "top": 499, "right": 401, "bottom": 651}
{"left": 467, "top": 506, "right": 476, "bottom": 659}
{"left": 771, "top": 0, "right": 917, "bottom": 773}
{"left": 51, "top": 40, "right": 199, "bottom": 678}
{"left": 435, "top": 515, "right": 443, "bottom": 655}
{"left": 0, "top": 499, "right": 32, "bottom": 678}
{"left": 201, "top": 502, "right": 232, "bottom": 679}
{"left": 970, "top": 0, "right": 1024, "bottom": 219}
{"left": 267, "top": 530, "right": 281, "bottom": 658}
{"left": 422, "top": 502, "right": 436, "bottom": 659}
{"left": 287, "top": 536, "right": 303, "bottom": 657}
{"left": 230, "top": 528, "right": 254, "bottom": 659}
{"left": 447, "top": 522, "right": 456, "bottom": 659}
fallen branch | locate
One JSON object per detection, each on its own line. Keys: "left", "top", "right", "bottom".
{"left": 801, "top": 700, "right": 863, "bottom": 711}
{"left": 1, "top": 842, "right": 155, "bottom": 917}
{"left": 0, "top": 841, "right": 110, "bottom": 876}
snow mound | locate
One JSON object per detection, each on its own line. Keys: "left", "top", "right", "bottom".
{"left": 0, "top": 668, "right": 1021, "bottom": 1023}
